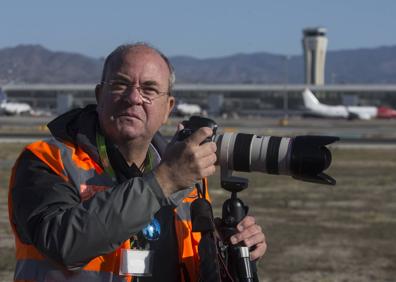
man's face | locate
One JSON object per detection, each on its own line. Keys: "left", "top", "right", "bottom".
{"left": 96, "top": 47, "right": 175, "bottom": 145}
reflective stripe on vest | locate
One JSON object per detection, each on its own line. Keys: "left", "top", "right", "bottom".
{"left": 11, "top": 138, "right": 206, "bottom": 282}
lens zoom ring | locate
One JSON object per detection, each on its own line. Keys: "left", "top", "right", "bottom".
{"left": 267, "top": 137, "right": 281, "bottom": 174}
{"left": 233, "top": 134, "right": 254, "bottom": 172}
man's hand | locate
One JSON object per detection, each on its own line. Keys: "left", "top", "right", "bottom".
{"left": 230, "top": 216, "right": 267, "bottom": 261}
{"left": 154, "top": 126, "right": 217, "bottom": 197}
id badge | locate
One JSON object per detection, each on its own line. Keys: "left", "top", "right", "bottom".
{"left": 119, "top": 249, "right": 155, "bottom": 276}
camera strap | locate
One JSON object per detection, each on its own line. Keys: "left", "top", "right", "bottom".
{"left": 196, "top": 178, "right": 208, "bottom": 199}
{"left": 192, "top": 178, "right": 235, "bottom": 281}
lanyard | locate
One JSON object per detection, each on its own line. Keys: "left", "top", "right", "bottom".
{"left": 96, "top": 132, "right": 153, "bottom": 183}
{"left": 96, "top": 131, "right": 157, "bottom": 250}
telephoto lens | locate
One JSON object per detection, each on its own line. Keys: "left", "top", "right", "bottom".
{"left": 177, "top": 116, "right": 338, "bottom": 185}
{"left": 215, "top": 133, "right": 339, "bottom": 185}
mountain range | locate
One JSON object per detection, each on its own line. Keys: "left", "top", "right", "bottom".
{"left": 1, "top": 44, "right": 396, "bottom": 84}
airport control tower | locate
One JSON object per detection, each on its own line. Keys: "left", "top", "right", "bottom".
{"left": 302, "top": 27, "right": 328, "bottom": 85}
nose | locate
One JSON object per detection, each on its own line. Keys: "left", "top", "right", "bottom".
{"left": 124, "top": 86, "right": 143, "bottom": 105}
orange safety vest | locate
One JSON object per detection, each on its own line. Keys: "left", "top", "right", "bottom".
{"left": 9, "top": 138, "right": 208, "bottom": 282}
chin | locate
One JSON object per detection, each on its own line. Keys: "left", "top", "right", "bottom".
{"left": 116, "top": 126, "right": 150, "bottom": 143}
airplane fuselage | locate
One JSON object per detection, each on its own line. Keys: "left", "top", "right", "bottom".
{"left": 301, "top": 88, "right": 394, "bottom": 120}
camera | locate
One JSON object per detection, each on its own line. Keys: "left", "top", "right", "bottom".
{"left": 178, "top": 116, "right": 339, "bottom": 187}
{"left": 177, "top": 115, "right": 218, "bottom": 142}
{"left": 181, "top": 116, "right": 339, "bottom": 281}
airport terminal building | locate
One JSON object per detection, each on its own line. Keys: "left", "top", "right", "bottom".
{"left": 2, "top": 83, "right": 396, "bottom": 117}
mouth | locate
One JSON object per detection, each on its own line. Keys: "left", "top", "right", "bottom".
{"left": 115, "top": 112, "right": 143, "bottom": 121}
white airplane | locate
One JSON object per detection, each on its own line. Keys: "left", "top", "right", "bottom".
{"left": 0, "top": 88, "right": 33, "bottom": 116}
{"left": 174, "top": 102, "right": 202, "bottom": 117}
{"left": 302, "top": 88, "right": 396, "bottom": 120}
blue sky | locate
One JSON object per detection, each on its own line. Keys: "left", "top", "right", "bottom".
{"left": 2, "top": 0, "right": 396, "bottom": 58}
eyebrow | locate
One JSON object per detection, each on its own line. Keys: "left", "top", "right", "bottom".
{"left": 110, "top": 72, "right": 132, "bottom": 83}
{"left": 109, "top": 73, "right": 161, "bottom": 88}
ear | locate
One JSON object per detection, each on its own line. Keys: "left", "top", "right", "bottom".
{"left": 95, "top": 84, "right": 102, "bottom": 104}
{"left": 163, "top": 96, "right": 175, "bottom": 124}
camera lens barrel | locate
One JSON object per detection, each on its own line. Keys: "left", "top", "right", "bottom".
{"left": 178, "top": 116, "right": 338, "bottom": 185}
{"left": 216, "top": 132, "right": 337, "bottom": 184}
{"left": 217, "top": 133, "right": 294, "bottom": 175}
{"left": 232, "top": 133, "right": 253, "bottom": 172}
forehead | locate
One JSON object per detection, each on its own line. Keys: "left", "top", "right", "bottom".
{"left": 105, "top": 47, "right": 170, "bottom": 84}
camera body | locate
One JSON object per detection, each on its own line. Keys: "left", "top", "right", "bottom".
{"left": 177, "top": 116, "right": 218, "bottom": 142}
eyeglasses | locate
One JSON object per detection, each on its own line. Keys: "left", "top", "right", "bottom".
{"left": 100, "top": 81, "right": 169, "bottom": 104}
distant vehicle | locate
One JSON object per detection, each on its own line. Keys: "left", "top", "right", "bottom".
{"left": 302, "top": 88, "right": 396, "bottom": 120}
{"left": 0, "top": 88, "right": 33, "bottom": 116}
{"left": 174, "top": 102, "right": 202, "bottom": 117}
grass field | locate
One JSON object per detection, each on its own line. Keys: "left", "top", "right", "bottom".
{"left": 1, "top": 143, "right": 395, "bottom": 281}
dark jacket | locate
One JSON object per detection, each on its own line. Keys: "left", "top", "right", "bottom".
{"left": 10, "top": 105, "right": 185, "bottom": 270}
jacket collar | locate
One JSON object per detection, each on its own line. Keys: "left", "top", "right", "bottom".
{"left": 47, "top": 104, "right": 100, "bottom": 164}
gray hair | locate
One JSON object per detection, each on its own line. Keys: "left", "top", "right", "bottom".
{"left": 100, "top": 42, "right": 176, "bottom": 93}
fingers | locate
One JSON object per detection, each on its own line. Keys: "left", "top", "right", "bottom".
{"left": 237, "top": 215, "right": 256, "bottom": 231}
{"left": 230, "top": 222, "right": 263, "bottom": 246}
{"left": 198, "top": 150, "right": 217, "bottom": 168}
{"left": 230, "top": 216, "right": 267, "bottom": 261}
{"left": 187, "top": 141, "right": 217, "bottom": 160}
{"left": 155, "top": 125, "right": 217, "bottom": 193}
{"left": 185, "top": 127, "right": 214, "bottom": 145}
{"left": 198, "top": 153, "right": 216, "bottom": 177}
{"left": 250, "top": 241, "right": 267, "bottom": 261}
{"left": 179, "top": 127, "right": 217, "bottom": 174}
{"left": 170, "top": 124, "right": 213, "bottom": 147}
{"left": 185, "top": 146, "right": 217, "bottom": 179}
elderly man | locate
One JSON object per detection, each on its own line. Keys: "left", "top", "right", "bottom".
{"left": 9, "top": 43, "right": 266, "bottom": 281}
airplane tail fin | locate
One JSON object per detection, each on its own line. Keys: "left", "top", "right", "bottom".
{"left": 302, "top": 88, "right": 320, "bottom": 109}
